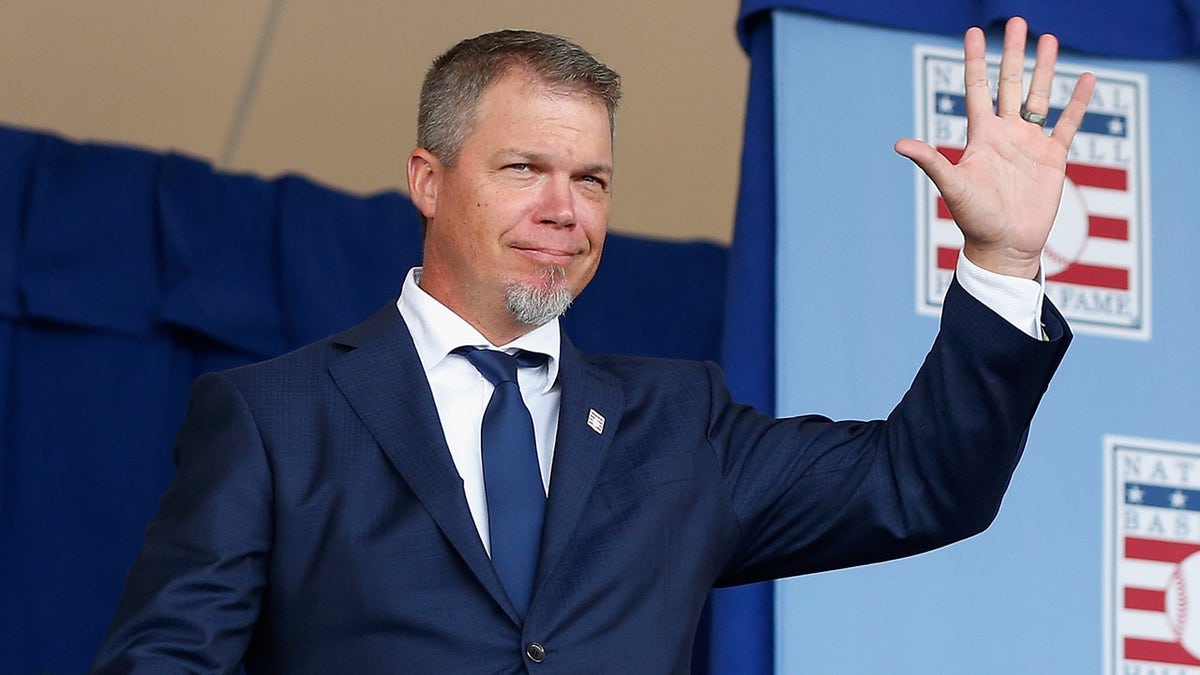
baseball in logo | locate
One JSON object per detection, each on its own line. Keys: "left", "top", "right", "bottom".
{"left": 1106, "top": 437, "right": 1200, "bottom": 673}
{"left": 914, "top": 46, "right": 1150, "bottom": 340}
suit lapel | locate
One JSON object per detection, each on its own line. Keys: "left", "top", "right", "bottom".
{"left": 326, "top": 306, "right": 520, "bottom": 622}
{"left": 534, "top": 334, "right": 624, "bottom": 594}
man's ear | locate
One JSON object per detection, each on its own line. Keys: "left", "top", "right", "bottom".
{"left": 407, "top": 148, "right": 441, "bottom": 220}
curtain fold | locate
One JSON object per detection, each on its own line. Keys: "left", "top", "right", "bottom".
{"left": 21, "top": 137, "right": 161, "bottom": 334}
{"left": 0, "top": 128, "right": 37, "bottom": 320}
{"left": 158, "top": 153, "right": 286, "bottom": 357}
{"left": 702, "top": 7, "right": 779, "bottom": 675}
{"left": 276, "top": 174, "right": 422, "bottom": 347}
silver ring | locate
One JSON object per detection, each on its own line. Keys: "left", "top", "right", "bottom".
{"left": 1021, "top": 109, "right": 1048, "bottom": 127}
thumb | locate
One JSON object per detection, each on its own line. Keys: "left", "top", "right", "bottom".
{"left": 894, "top": 138, "right": 957, "bottom": 191}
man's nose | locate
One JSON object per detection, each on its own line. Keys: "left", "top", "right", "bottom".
{"left": 535, "top": 175, "right": 576, "bottom": 227}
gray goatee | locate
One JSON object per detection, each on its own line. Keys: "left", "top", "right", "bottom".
{"left": 505, "top": 266, "right": 574, "bottom": 326}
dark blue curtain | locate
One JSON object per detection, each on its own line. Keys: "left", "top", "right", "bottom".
{"left": 695, "top": 8, "right": 778, "bottom": 675}
{"left": 0, "top": 124, "right": 728, "bottom": 673}
{"left": 740, "top": 0, "right": 1200, "bottom": 59}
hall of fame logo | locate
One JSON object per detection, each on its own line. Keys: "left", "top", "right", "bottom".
{"left": 913, "top": 46, "right": 1151, "bottom": 340}
{"left": 1106, "top": 436, "right": 1200, "bottom": 673}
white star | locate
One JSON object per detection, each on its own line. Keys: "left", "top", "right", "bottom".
{"left": 1172, "top": 490, "right": 1188, "bottom": 508}
{"left": 1127, "top": 485, "right": 1144, "bottom": 503}
{"left": 938, "top": 95, "right": 955, "bottom": 114}
{"left": 1108, "top": 117, "right": 1125, "bottom": 136}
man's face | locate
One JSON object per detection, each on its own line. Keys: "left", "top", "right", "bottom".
{"left": 410, "top": 69, "right": 613, "bottom": 343}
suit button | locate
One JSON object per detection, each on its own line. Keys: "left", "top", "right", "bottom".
{"left": 525, "top": 641, "right": 546, "bottom": 663}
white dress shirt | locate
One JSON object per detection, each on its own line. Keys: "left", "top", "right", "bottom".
{"left": 397, "top": 268, "right": 561, "bottom": 556}
{"left": 954, "top": 251, "right": 1046, "bottom": 339}
{"left": 394, "top": 255, "right": 1044, "bottom": 554}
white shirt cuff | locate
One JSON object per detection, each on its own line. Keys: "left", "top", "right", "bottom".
{"left": 954, "top": 252, "right": 1046, "bottom": 340}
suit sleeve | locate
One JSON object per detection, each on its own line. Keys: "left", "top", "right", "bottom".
{"left": 91, "top": 372, "right": 272, "bottom": 674}
{"left": 709, "top": 278, "right": 1070, "bottom": 586}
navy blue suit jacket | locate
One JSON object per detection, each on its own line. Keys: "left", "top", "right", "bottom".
{"left": 93, "top": 280, "right": 1070, "bottom": 673}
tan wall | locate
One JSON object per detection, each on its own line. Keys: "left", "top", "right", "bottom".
{"left": 0, "top": 1, "right": 748, "bottom": 244}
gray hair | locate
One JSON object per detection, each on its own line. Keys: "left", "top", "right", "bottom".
{"left": 417, "top": 29, "right": 622, "bottom": 165}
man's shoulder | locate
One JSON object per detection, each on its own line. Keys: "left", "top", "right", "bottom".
{"left": 224, "top": 335, "right": 340, "bottom": 379}
{"left": 575, "top": 350, "right": 718, "bottom": 390}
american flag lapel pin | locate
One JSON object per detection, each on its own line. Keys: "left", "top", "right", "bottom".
{"left": 586, "top": 409, "right": 605, "bottom": 435}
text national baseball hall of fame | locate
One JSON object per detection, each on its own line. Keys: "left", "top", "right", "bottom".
{"left": 913, "top": 45, "right": 1151, "bottom": 340}
{"left": 1106, "top": 437, "right": 1200, "bottom": 673}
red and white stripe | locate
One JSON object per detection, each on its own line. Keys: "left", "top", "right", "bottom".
{"left": 930, "top": 146, "right": 1134, "bottom": 291}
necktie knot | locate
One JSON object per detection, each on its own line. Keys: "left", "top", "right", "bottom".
{"left": 455, "top": 347, "right": 547, "bottom": 387}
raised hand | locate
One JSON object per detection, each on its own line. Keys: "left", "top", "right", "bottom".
{"left": 895, "top": 17, "right": 1096, "bottom": 279}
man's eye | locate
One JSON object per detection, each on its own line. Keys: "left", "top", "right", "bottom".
{"left": 581, "top": 175, "right": 607, "bottom": 189}
{"left": 506, "top": 163, "right": 530, "bottom": 171}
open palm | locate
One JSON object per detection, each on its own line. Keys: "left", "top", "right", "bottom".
{"left": 896, "top": 17, "right": 1096, "bottom": 279}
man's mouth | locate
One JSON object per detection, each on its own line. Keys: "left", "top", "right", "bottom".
{"left": 513, "top": 246, "right": 577, "bottom": 265}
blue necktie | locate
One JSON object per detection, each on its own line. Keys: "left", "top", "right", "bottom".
{"left": 455, "top": 347, "right": 548, "bottom": 617}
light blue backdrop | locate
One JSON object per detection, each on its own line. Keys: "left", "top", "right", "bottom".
{"left": 772, "top": 12, "right": 1200, "bottom": 673}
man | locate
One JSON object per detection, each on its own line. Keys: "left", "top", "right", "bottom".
{"left": 93, "top": 18, "right": 1094, "bottom": 673}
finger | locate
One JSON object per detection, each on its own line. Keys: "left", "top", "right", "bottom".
{"left": 895, "top": 138, "right": 959, "bottom": 193}
{"left": 1024, "top": 33, "right": 1058, "bottom": 116}
{"left": 996, "top": 16, "right": 1028, "bottom": 117}
{"left": 1051, "top": 72, "right": 1097, "bottom": 149}
{"left": 962, "top": 27, "right": 993, "bottom": 123}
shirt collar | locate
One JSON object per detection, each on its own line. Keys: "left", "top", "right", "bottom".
{"left": 396, "top": 267, "right": 561, "bottom": 391}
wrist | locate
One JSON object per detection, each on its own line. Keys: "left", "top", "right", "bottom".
{"left": 962, "top": 244, "right": 1041, "bottom": 280}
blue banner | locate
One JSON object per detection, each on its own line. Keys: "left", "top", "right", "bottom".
{"left": 770, "top": 11, "right": 1200, "bottom": 672}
